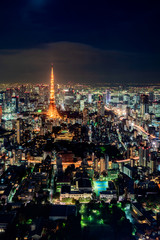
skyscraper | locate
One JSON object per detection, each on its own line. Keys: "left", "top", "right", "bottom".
{"left": 139, "top": 146, "right": 149, "bottom": 167}
{"left": 0, "top": 106, "right": 2, "bottom": 125}
{"left": 83, "top": 108, "right": 89, "bottom": 125}
{"left": 17, "top": 118, "right": 22, "bottom": 145}
{"left": 88, "top": 93, "right": 92, "bottom": 103}
{"left": 100, "top": 157, "right": 106, "bottom": 173}
{"left": 97, "top": 99, "right": 105, "bottom": 116}
{"left": 11, "top": 96, "right": 19, "bottom": 113}
{"left": 103, "top": 90, "right": 110, "bottom": 105}
{"left": 140, "top": 94, "right": 149, "bottom": 117}
{"left": 48, "top": 65, "right": 61, "bottom": 119}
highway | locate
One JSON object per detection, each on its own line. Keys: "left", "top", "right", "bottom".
{"left": 105, "top": 105, "right": 156, "bottom": 139}
{"left": 133, "top": 124, "right": 156, "bottom": 139}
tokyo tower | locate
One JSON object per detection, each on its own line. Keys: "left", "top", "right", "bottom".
{"left": 48, "top": 64, "right": 61, "bottom": 119}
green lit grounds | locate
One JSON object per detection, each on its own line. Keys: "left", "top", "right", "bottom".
{"left": 93, "top": 180, "right": 108, "bottom": 196}
{"left": 79, "top": 202, "right": 133, "bottom": 239}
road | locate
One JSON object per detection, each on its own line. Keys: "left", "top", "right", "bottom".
{"left": 105, "top": 105, "right": 156, "bottom": 139}
{"left": 133, "top": 124, "right": 156, "bottom": 139}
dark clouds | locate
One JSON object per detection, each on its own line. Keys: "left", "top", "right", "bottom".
{"left": 0, "top": 42, "right": 159, "bottom": 84}
{"left": 0, "top": 0, "right": 160, "bottom": 84}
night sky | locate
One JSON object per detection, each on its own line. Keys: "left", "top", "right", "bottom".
{"left": 0, "top": 0, "right": 160, "bottom": 85}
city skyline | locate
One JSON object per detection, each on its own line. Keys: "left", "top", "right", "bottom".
{"left": 0, "top": 69, "right": 160, "bottom": 239}
{"left": 1, "top": 2, "right": 160, "bottom": 239}
{"left": 0, "top": 0, "right": 160, "bottom": 85}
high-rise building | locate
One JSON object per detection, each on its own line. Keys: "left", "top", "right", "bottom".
{"left": 92, "top": 152, "right": 95, "bottom": 162}
{"left": 17, "top": 118, "right": 22, "bottom": 145}
{"left": 63, "top": 89, "right": 75, "bottom": 106}
{"left": 100, "top": 155, "right": 108, "bottom": 173}
{"left": 94, "top": 158, "right": 98, "bottom": 172}
{"left": 143, "top": 147, "right": 149, "bottom": 167}
{"left": 103, "top": 90, "right": 110, "bottom": 105}
{"left": 149, "top": 92, "right": 154, "bottom": 102}
{"left": 19, "top": 85, "right": 26, "bottom": 98}
{"left": 80, "top": 100, "right": 85, "bottom": 111}
{"left": 123, "top": 94, "right": 130, "bottom": 104}
{"left": 139, "top": 146, "right": 144, "bottom": 166}
{"left": 97, "top": 96, "right": 105, "bottom": 116}
{"left": 0, "top": 91, "right": 5, "bottom": 107}
{"left": 149, "top": 152, "right": 157, "bottom": 173}
{"left": 139, "top": 146, "right": 149, "bottom": 167}
{"left": 0, "top": 106, "right": 2, "bottom": 125}
{"left": 48, "top": 65, "right": 61, "bottom": 119}
{"left": 106, "top": 90, "right": 111, "bottom": 104}
{"left": 83, "top": 108, "right": 89, "bottom": 125}
{"left": 5, "top": 88, "right": 12, "bottom": 103}
{"left": 24, "top": 92, "right": 30, "bottom": 106}
{"left": 88, "top": 93, "right": 92, "bottom": 103}
{"left": 140, "top": 94, "right": 149, "bottom": 117}
{"left": 152, "top": 101, "right": 160, "bottom": 117}
{"left": 11, "top": 96, "right": 19, "bottom": 113}
{"left": 100, "top": 157, "right": 105, "bottom": 173}
{"left": 104, "top": 154, "right": 109, "bottom": 170}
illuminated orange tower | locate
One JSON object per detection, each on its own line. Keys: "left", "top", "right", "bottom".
{"left": 48, "top": 65, "right": 61, "bottom": 119}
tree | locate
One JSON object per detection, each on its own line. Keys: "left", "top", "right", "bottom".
{"left": 52, "top": 126, "right": 61, "bottom": 137}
